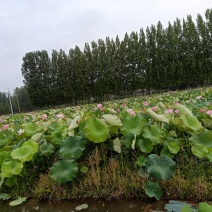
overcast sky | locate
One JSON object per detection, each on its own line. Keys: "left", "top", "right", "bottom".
{"left": 0, "top": 0, "right": 211, "bottom": 93}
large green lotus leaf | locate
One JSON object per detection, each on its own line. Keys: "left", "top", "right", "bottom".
{"left": 138, "top": 138, "right": 153, "bottom": 153}
{"left": 121, "top": 114, "right": 146, "bottom": 136}
{"left": 102, "top": 114, "right": 122, "bottom": 128}
{"left": 11, "top": 146, "right": 35, "bottom": 163}
{"left": 50, "top": 159, "right": 78, "bottom": 184}
{"left": 0, "top": 131, "right": 13, "bottom": 147}
{"left": 146, "top": 154, "right": 176, "bottom": 181}
{"left": 146, "top": 108, "right": 169, "bottom": 124}
{"left": 189, "top": 130, "right": 212, "bottom": 147}
{"left": 191, "top": 145, "right": 209, "bottom": 158}
{"left": 48, "top": 121, "right": 60, "bottom": 131}
{"left": 0, "top": 193, "right": 11, "bottom": 200}
{"left": 31, "top": 133, "right": 43, "bottom": 142}
{"left": 142, "top": 125, "right": 165, "bottom": 145}
{"left": 39, "top": 142, "right": 55, "bottom": 156}
{"left": 179, "top": 114, "right": 204, "bottom": 133}
{"left": 113, "top": 138, "right": 121, "bottom": 153}
{"left": 144, "top": 180, "right": 163, "bottom": 200}
{"left": 23, "top": 123, "right": 43, "bottom": 137}
{"left": 84, "top": 118, "right": 110, "bottom": 143}
{"left": 51, "top": 128, "right": 64, "bottom": 145}
{"left": 0, "top": 151, "right": 11, "bottom": 165}
{"left": 22, "top": 140, "right": 39, "bottom": 153}
{"left": 198, "top": 202, "right": 212, "bottom": 212}
{"left": 1, "top": 159, "right": 23, "bottom": 178}
{"left": 9, "top": 197, "right": 27, "bottom": 206}
{"left": 59, "top": 136, "right": 86, "bottom": 160}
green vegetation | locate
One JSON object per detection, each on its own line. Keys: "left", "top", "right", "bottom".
{"left": 0, "top": 87, "right": 211, "bottom": 204}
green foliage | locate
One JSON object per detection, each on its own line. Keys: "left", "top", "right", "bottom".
{"left": 50, "top": 159, "right": 78, "bottom": 184}
{"left": 84, "top": 118, "right": 110, "bottom": 143}
{"left": 59, "top": 136, "right": 87, "bottom": 160}
{"left": 146, "top": 154, "right": 176, "bottom": 181}
{"left": 144, "top": 181, "right": 163, "bottom": 200}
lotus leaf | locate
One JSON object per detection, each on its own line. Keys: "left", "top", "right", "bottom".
{"left": 0, "top": 151, "right": 11, "bottom": 165}
{"left": 144, "top": 180, "right": 163, "bottom": 200}
{"left": 189, "top": 130, "right": 212, "bottom": 147}
{"left": 198, "top": 202, "right": 212, "bottom": 212}
{"left": 179, "top": 114, "right": 204, "bottom": 133}
{"left": 23, "top": 123, "right": 43, "bottom": 137}
{"left": 5, "top": 176, "right": 17, "bottom": 187}
{"left": 160, "top": 147, "right": 174, "bottom": 158}
{"left": 50, "top": 159, "right": 78, "bottom": 184}
{"left": 0, "top": 193, "right": 11, "bottom": 200}
{"left": 68, "top": 116, "right": 81, "bottom": 130}
{"left": 167, "top": 142, "right": 180, "bottom": 154}
{"left": 84, "top": 118, "right": 110, "bottom": 143}
{"left": 121, "top": 114, "right": 146, "bottom": 136}
{"left": 22, "top": 140, "right": 39, "bottom": 153}
{"left": 164, "top": 200, "right": 193, "bottom": 212}
{"left": 76, "top": 203, "right": 89, "bottom": 211}
{"left": 51, "top": 128, "right": 64, "bottom": 145}
{"left": 191, "top": 145, "right": 208, "bottom": 158}
{"left": 121, "top": 134, "right": 134, "bottom": 149}
{"left": 39, "top": 142, "right": 55, "bottom": 156}
{"left": 138, "top": 138, "right": 153, "bottom": 153}
{"left": 202, "top": 119, "right": 212, "bottom": 130}
{"left": 59, "top": 136, "right": 86, "bottom": 159}
{"left": 113, "top": 138, "right": 121, "bottom": 153}
{"left": 31, "top": 133, "right": 43, "bottom": 142}
{"left": 142, "top": 125, "right": 165, "bottom": 145}
{"left": 146, "top": 154, "right": 176, "bottom": 181}
{"left": 174, "top": 104, "right": 194, "bottom": 115}
{"left": 146, "top": 108, "right": 169, "bottom": 123}
{"left": 102, "top": 114, "right": 122, "bottom": 127}
{"left": 11, "top": 146, "right": 35, "bottom": 162}
{"left": 137, "top": 155, "right": 146, "bottom": 167}
{"left": 9, "top": 197, "right": 27, "bottom": 206}
{"left": 0, "top": 130, "right": 13, "bottom": 147}
{"left": 1, "top": 159, "right": 23, "bottom": 178}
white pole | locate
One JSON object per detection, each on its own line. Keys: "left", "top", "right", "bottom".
{"left": 7, "top": 88, "right": 13, "bottom": 115}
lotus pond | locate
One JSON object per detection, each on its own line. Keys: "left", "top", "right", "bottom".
{"left": 0, "top": 87, "right": 212, "bottom": 209}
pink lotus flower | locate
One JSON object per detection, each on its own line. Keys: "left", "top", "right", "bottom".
{"left": 206, "top": 110, "right": 212, "bottom": 115}
{"left": 117, "top": 108, "right": 120, "bottom": 112}
{"left": 127, "top": 109, "right": 135, "bottom": 116}
{"left": 151, "top": 106, "right": 158, "bottom": 111}
{"left": 143, "top": 101, "right": 149, "bottom": 107}
{"left": 100, "top": 107, "right": 105, "bottom": 112}
{"left": 174, "top": 109, "right": 180, "bottom": 114}
{"left": 56, "top": 114, "right": 64, "bottom": 119}
{"left": 165, "top": 109, "right": 174, "bottom": 114}
{"left": 174, "top": 102, "right": 180, "bottom": 104}
{"left": 42, "top": 114, "right": 47, "bottom": 120}
{"left": 200, "top": 108, "right": 206, "bottom": 113}
{"left": 2, "top": 124, "right": 9, "bottom": 130}
{"left": 97, "top": 104, "right": 103, "bottom": 108}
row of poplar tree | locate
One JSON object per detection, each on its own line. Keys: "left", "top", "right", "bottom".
{"left": 21, "top": 9, "right": 212, "bottom": 107}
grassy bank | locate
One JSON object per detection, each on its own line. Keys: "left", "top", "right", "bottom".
{"left": 0, "top": 87, "right": 212, "bottom": 203}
